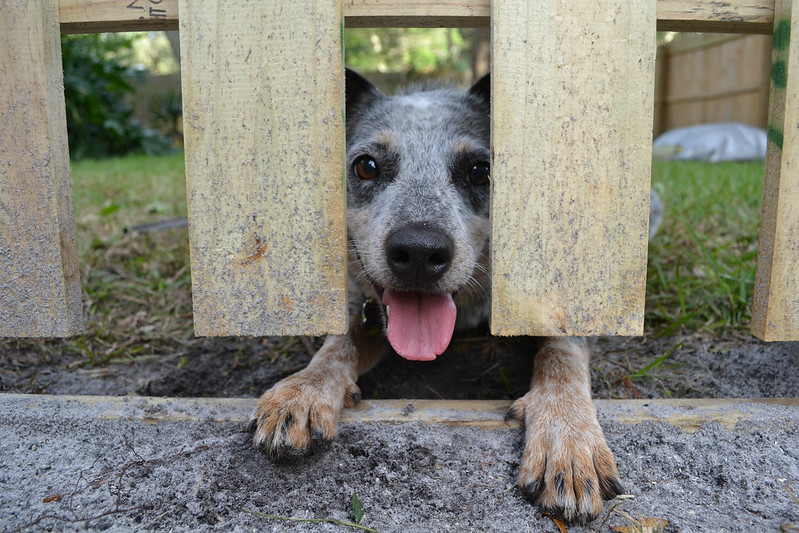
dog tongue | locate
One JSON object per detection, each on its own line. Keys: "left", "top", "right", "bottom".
{"left": 382, "top": 289, "right": 457, "bottom": 361}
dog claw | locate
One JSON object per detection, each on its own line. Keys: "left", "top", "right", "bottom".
{"left": 278, "top": 413, "right": 295, "bottom": 434}
{"left": 543, "top": 506, "right": 598, "bottom": 526}
{"left": 343, "top": 384, "right": 363, "bottom": 409}
{"left": 522, "top": 479, "right": 544, "bottom": 503}
{"left": 599, "top": 476, "right": 625, "bottom": 500}
{"left": 246, "top": 417, "right": 258, "bottom": 435}
{"left": 505, "top": 406, "right": 521, "bottom": 422}
{"left": 506, "top": 398, "right": 526, "bottom": 421}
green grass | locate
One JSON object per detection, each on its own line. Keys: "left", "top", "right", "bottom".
{"left": 647, "top": 160, "right": 764, "bottom": 335}
{"left": 72, "top": 152, "right": 187, "bottom": 232}
{"left": 3, "top": 153, "right": 766, "bottom": 366}
{"left": 67, "top": 152, "right": 192, "bottom": 364}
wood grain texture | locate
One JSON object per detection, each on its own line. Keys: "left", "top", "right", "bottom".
{"left": 4, "top": 394, "right": 798, "bottom": 433}
{"left": 490, "top": 0, "right": 656, "bottom": 336}
{"left": 751, "top": 0, "right": 799, "bottom": 341}
{"left": 656, "top": 0, "right": 775, "bottom": 33}
{"left": 59, "top": 0, "right": 177, "bottom": 33}
{"left": 657, "top": 34, "right": 773, "bottom": 133}
{"left": 0, "top": 0, "right": 83, "bottom": 337}
{"left": 179, "top": 0, "right": 347, "bottom": 336}
{"left": 344, "top": 0, "right": 490, "bottom": 27}
{"left": 59, "top": 0, "right": 775, "bottom": 33}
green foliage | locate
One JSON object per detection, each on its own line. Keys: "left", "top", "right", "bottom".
{"left": 344, "top": 28, "right": 471, "bottom": 78}
{"left": 351, "top": 493, "right": 365, "bottom": 524}
{"left": 149, "top": 88, "right": 183, "bottom": 144}
{"left": 627, "top": 342, "right": 683, "bottom": 380}
{"left": 61, "top": 33, "right": 172, "bottom": 160}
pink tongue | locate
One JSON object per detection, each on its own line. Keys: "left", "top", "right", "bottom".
{"left": 382, "top": 289, "right": 457, "bottom": 361}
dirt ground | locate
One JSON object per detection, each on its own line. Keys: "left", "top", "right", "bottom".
{"left": 1, "top": 332, "right": 799, "bottom": 532}
{"left": 2, "top": 331, "right": 798, "bottom": 402}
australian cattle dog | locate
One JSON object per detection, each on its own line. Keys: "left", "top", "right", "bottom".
{"left": 249, "top": 70, "right": 662, "bottom": 522}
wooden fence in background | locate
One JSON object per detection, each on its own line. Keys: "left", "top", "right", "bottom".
{"left": 1, "top": 0, "right": 797, "bottom": 341}
{"left": 654, "top": 33, "right": 773, "bottom": 135}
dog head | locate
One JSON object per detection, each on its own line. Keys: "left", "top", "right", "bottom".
{"left": 345, "top": 70, "right": 491, "bottom": 361}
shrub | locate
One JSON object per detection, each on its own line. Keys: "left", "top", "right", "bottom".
{"left": 61, "top": 33, "right": 172, "bottom": 159}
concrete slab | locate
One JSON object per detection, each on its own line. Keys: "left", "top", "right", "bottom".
{"left": 1, "top": 394, "right": 798, "bottom": 532}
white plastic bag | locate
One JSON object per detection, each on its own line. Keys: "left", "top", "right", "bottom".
{"left": 653, "top": 123, "right": 767, "bottom": 162}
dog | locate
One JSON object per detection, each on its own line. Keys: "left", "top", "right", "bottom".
{"left": 249, "top": 70, "right": 662, "bottom": 522}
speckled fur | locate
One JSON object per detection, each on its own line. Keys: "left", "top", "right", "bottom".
{"left": 344, "top": 72, "right": 492, "bottom": 327}
{"left": 251, "top": 70, "right": 635, "bottom": 523}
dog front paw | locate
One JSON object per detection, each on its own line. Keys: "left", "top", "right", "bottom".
{"left": 508, "top": 392, "right": 623, "bottom": 523}
{"left": 249, "top": 368, "right": 361, "bottom": 455}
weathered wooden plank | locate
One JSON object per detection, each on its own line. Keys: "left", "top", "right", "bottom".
{"left": 179, "top": 0, "right": 347, "bottom": 336}
{"left": 752, "top": 0, "right": 799, "bottom": 341}
{"left": 4, "top": 394, "right": 798, "bottom": 433}
{"left": 656, "top": 0, "right": 774, "bottom": 34}
{"left": 59, "top": 0, "right": 776, "bottom": 33}
{"left": 490, "top": 0, "right": 656, "bottom": 336}
{"left": 0, "top": 0, "right": 83, "bottom": 337}
{"left": 344, "top": 0, "right": 491, "bottom": 27}
{"left": 59, "top": 0, "right": 178, "bottom": 33}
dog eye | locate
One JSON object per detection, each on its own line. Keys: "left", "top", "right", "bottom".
{"left": 354, "top": 156, "right": 379, "bottom": 180}
{"left": 468, "top": 162, "right": 490, "bottom": 185}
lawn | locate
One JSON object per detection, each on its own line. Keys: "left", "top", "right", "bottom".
{"left": 647, "top": 160, "right": 764, "bottom": 335}
{"left": 5, "top": 153, "right": 767, "bottom": 362}
{"left": 68, "top": 152, "right": 192, "bottom": 363}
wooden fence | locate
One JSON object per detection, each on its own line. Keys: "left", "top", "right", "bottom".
{"left": 654, "top": 33, "right": 773, "bottom": 135}
{"left": 1, "top": 0, "right": 797, "bottom": 341}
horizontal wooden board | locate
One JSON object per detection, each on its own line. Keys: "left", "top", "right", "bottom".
{"left": 0, "top": 0, "right": 83, "bottom": 337}
{"left": 60, "top": 0, "right": 775, "bottom": 33}
{"left": 657, "top": 0, "right": 774, "bottom": 33}
{"left": 3, "top": 394, "right": 798, "bottom": 434}
{"left": 59, "top": 0, "right": 178, "bottom": 33}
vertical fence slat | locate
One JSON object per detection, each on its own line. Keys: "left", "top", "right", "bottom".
{"left": 179, "top": 0, "right": 347, "bottom": 336}
{"left": 0, "top": 0, "right": 83, "bottom": 337}
{"left": 752, "top": 0, "right": 799, "bottom": 341}
{"left": 490, "top": 0, "right": 657, "bottom": 336}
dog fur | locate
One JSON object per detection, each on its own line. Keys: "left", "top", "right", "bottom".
{"left": 249, "top": 70, "right": 658, "bottom": 522}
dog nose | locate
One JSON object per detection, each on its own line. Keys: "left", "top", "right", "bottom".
{"left": 385, "top": 223, "right": 454, "bottom": 286}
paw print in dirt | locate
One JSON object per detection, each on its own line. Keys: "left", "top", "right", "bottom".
{"left": 248, "top": 367, "right": 361, "bottom": 455}
{"left": 508, "top": 391, "right": 624, "bottom": 523}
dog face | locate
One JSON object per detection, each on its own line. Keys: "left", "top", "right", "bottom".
{"left": 345, "top": 71, "right": 491, "bottom": 361}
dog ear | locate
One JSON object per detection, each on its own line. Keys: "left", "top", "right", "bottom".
{"left": 346, "top": 68, "right": 382, "bottom": 116}
{"left": 468, "top": 73, "right": 490, "bottom": 105}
